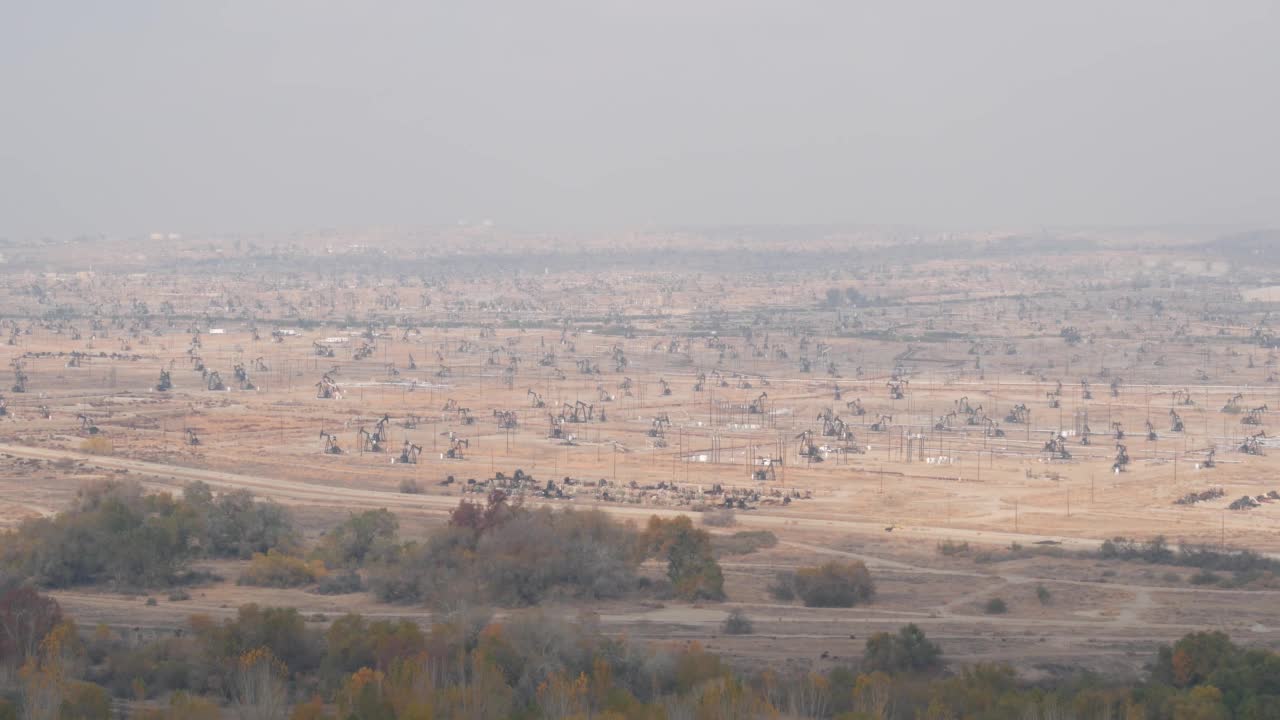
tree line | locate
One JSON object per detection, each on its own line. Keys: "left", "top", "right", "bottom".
{"left": 1, "top": 585, "right": 1276, "bottom": 719}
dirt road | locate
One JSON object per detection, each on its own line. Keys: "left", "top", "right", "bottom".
{"left": 2, "top": 442, "right": 1129, "bottom": 552}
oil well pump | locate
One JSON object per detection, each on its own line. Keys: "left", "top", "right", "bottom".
{"left": 320, "top": 430, "right": 343, "bottom": 454}
{"left": 397, "top": 440, "right": 422, "bottom": 464}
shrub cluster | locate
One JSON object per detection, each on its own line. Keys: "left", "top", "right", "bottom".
{"left": 771, "top": 560, "right": 875, "bottom": 607}
{"left": 0, "top": 481, "right": 296, "bottom": 589}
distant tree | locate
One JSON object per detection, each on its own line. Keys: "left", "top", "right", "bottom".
{"left": 863, "top": 624, "right": 942, "bottom": 673}
{"left": 338, "top": 667, "right": 395, "bottom": 720}
{"left": 792, "top": 561, "right": 874, "bottom": 607}
{"left": 0, "top": 588, "right": 62, "bottom": 666}
{"left": 314, "top": 509, "right": 398, "bottom": 569}
{"left": 188, "top": 485, "right": 297, "bottom": 559}
{"left": 232, "top": 648, "right": 289, "bottom": 720}
{"left": 1154, "top": 631, "right": 1237, "bottom": 688}
{"left": 642, "top": 516, "right": 725, "bottom": 601}
{"left": 1036, "top": 584, "right": 1052, "bottom": 605}
{"left": 721, "top": 609, "right": 753, "bottom": 635}
{"left": 1170, "top": 685, "right": 1229, "bottom": 720}
{"left": 238, "top": 551, "right": 325, "bottom": 588}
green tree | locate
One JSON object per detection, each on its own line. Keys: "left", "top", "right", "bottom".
{"left": 642, "top": 516, "right": 724, "bottom": 601}
{"left": 863, "top": 624, "right": 941, "bottom": 673}
{"left": 314, "top": 509, "right": 398, "bottom": 569}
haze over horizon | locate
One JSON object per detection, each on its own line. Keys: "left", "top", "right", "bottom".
{"left": 2, "top": 1, "right": 1278, "bottom": 239}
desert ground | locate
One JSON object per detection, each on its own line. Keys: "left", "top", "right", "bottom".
{"left": 1, "top": 227, "right": 1278, "bottom": 682}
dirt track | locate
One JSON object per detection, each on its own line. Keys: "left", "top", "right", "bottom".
{"left": 0, "top": 441, "right": 1127, "bottom": 552}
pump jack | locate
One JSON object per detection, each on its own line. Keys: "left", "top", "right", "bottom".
{"left": 232, "top": 363, "right": 256, "bottom": 390}
{"left": 1222, "top": 393, "right": 1243, "bottom": 413}
{"left": 1241, "top": 432, "right": 1265, "bottom": 456}
{"left": 1113, "top": 443, "right": 1130, "bottom": 472}
{"left": 1047, "top": 381, "right": 1062, "bottom": 408}
{"left": 78, "top": 414, "right": 100, "bottom": 435}
{"left": 320, "top": 431, "right": 343, "bottom": 454}
{"left": 795, "top": 430, "right": 823, "bottom": 463}
{"left": 1005, "top": 404, "right": 1030, "bottom": 424}
{"left": 206, "top": 371, "right": 226, "bottom": 391}
{"left": 983, "top": 417, "right": 1005, "bottom": 438}
{"left": 316, "top": 374, "right": 341, "bottom": 399}
{"left": 445, "top": 437, "right": 468, "bottom": 459}
{"left": 397, "top": 440, "right": 423, "bottom": 464}
{"left": 10, "top": 361, "right": 27, "bottom": 394}
{"left": 357, "top": 427, "right": 384, "bottom": 453}
{"left": 1043, "top": 432, "right": 1071, "bottom": 460}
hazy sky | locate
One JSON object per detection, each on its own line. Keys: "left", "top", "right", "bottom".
{"left": 2, "top": 1, "right": 1277, "bottom": 238}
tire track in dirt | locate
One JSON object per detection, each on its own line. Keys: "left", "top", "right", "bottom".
{"left": 10, "top": 441, "right": 1279, "bottom": 562}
